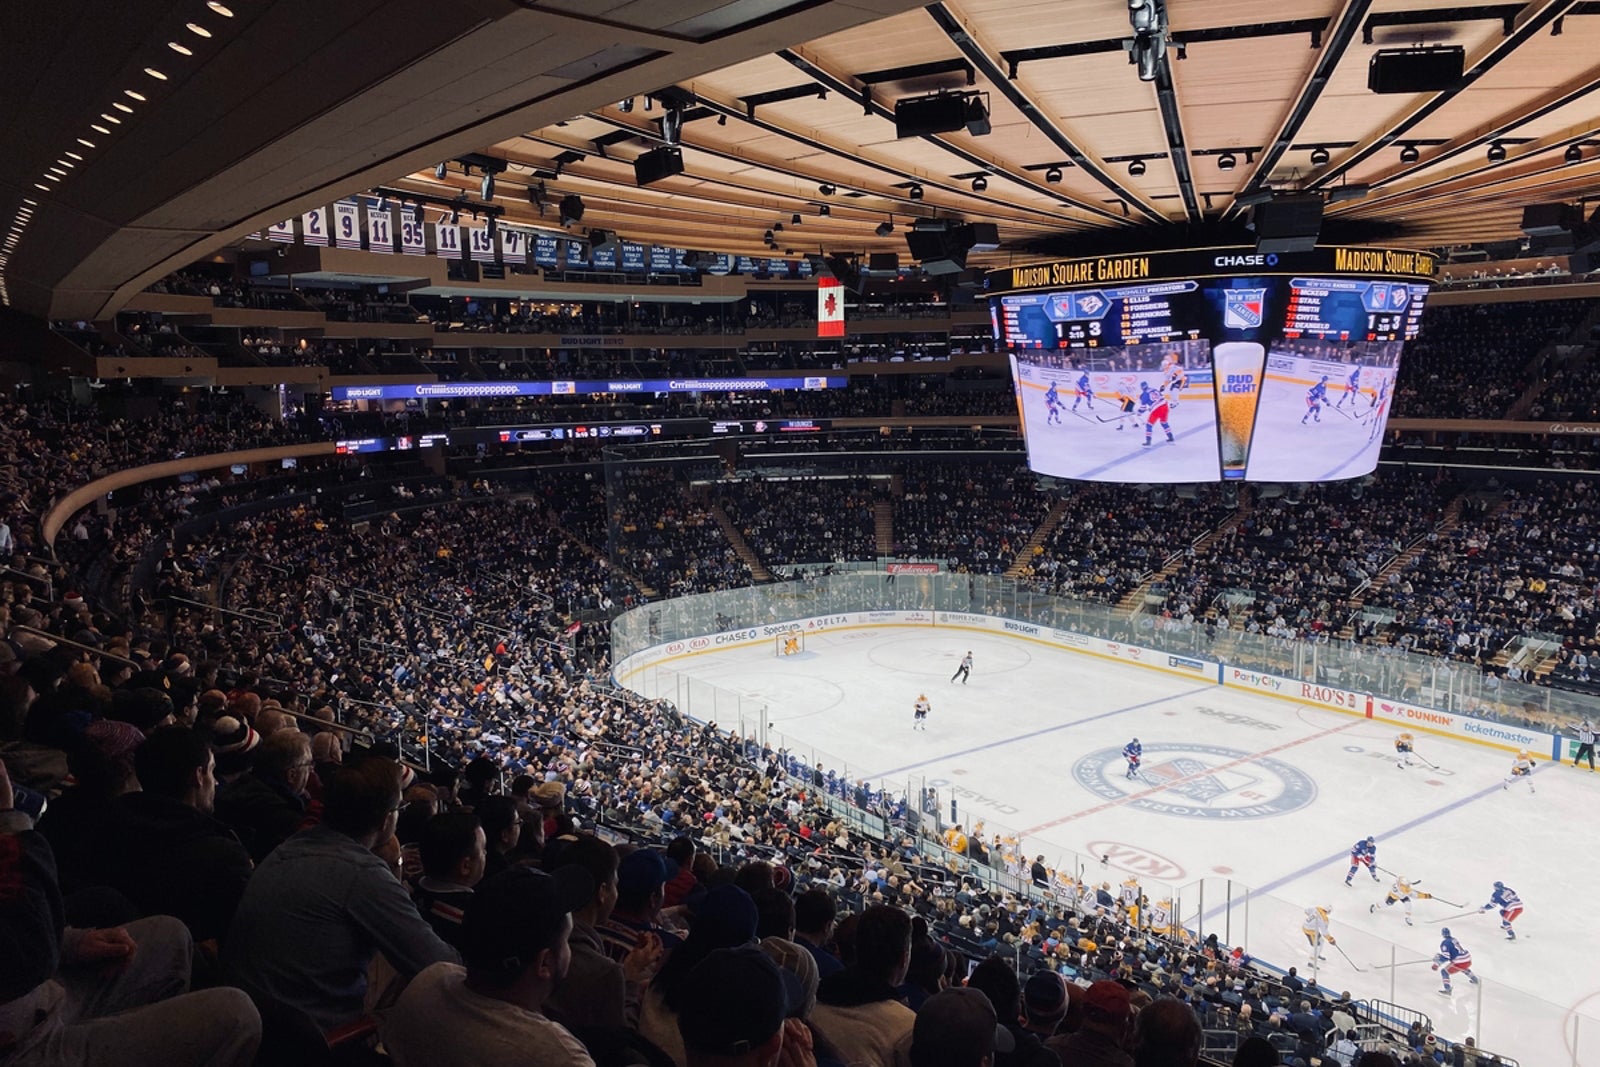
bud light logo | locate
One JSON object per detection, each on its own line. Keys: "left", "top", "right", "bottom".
{"left": 1222, "top": 373, "right": 1258, "bottom": 395}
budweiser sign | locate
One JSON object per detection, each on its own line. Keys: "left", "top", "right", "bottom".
{"left": 886, "top": 562, "right": 940, "bottom": 575}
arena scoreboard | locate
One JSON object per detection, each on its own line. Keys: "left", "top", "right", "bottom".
{"left": 987, "top": 245, "right": 1435, "bottom": 485}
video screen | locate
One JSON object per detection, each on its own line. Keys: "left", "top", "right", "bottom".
{"left": 999, "top": 266, "right": 1429, "bottom": 484}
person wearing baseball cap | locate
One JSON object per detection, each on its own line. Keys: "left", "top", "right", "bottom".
{"left": 907, "top": 987, "right": 1016, "bottom": 1067}
{"left": 598, "top": 847, "right": 682, "bottom": 961}
{"left": 677, "top": 945, "right": 806, "bottom": 1067}
{"left": 1051, "top": 980, "right": 1134, "bottom": 1067}
{"left": 383, "top": 865, "right": 597, "bottom": 1067}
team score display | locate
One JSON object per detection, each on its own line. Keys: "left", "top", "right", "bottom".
{"left": 775, "top": 630, "right": 805, "bottom": 657}
{"left": 999, "top": 281, "right": 1201, "bottom": 350}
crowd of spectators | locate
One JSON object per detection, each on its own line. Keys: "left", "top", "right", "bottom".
{"left": 719, "top": 478, "right": 880, "bottom": 566}
{"left": 892, "top": 462, "right": 1051, "bottom": 573}
{"left": 608, "top": 469, "right": 753, "bottom": 595}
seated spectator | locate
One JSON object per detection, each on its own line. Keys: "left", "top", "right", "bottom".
{"left": 382, "top": 864, "right": 597, "bottom": 1067}
{"left": 908, "top": 986, "right": 1016, "bottom": 1067}
{"left": 811, "top": 903, "right": 916, "bottom": 1067}
{"left": 1021, "top": 971, "right": 1069, "bottom": 1045}
{"left": 966, "top": 957, "right": 1059, "bottom": 1067}
{"left": 92, "top": 725, "right": 253, "bottom": 942}
{"left": 795, "top": 888, "right": 844, "bottom": 977}
{"left": 1133, "top": 997, "right": 1201, "bottom": 1067}
{"left": 1233, "top": 1036, "right": 1279, "bottom": 1066}
{"left": 677, "top": 946, "right": 807, "bottom": 1067}
{"left": 598, "top": 847, "right": 682, "bottom": 961}
{"left": 641, "top": 883, "right": 762, "bottom": 1066}
{"left": 412, "top": 811, "right": 487, "bottom": 949}
{"left": 1050, "top": 980, "right": 1133, "bottom": 1067}
{"left": 546, "top": 832, "right": 663, "bottom": 1030}
{"left": 223, "top": 756, "right": 459, "bottom": 1031}
{"left": 36, "top": 720, "right": 143, "bottom": 897}
{"left": 213, "top": 727, "right": 312, "bottom": 863}
{"left": 0, "top": 756, "right": 262, "bottom": 1066}
{"left": 476, "top": 794, "right": 523, "bottom": 879}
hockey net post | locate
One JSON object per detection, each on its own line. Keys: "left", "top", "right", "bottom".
{"left": 775, "top": 628, "right": 805, "bottom": 657}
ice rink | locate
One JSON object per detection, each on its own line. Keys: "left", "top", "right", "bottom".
{"left": 1016, "top": 372, "right": 1222, "bottom": 482}
{"left": 1248, "top": 360, "right": 1396, "bottom": 483}
{"left": 626, "top": 625, "right": 1600, "bottom": 1063}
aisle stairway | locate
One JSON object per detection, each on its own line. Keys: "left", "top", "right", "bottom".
{"left": 1002, "top": 497, "right": 1074, "bottom": 579}
{"left": 544, "top": 512, "right": 657, "bottom": 599}
{"left": 1113, "top": 493, "right": 1253, "bottom": 617}
{"left": 874, "top": 500, "right": 894, "bottom": 556}
{"left": 707, "top": 501, "right": 774, "bottom": 582}
{"left": 1334, "top": 492, "right": 1472, "bottom": 641}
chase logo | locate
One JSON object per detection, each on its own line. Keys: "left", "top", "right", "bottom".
{"left": 1071, "top": 743, "right": 1315, "bottom": 820}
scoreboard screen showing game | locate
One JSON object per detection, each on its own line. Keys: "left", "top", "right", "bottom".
{"left": 987, "top": 245, "right": 1435, "bottom": 484}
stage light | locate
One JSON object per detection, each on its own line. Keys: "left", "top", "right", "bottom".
{"left": 1487, "top": 142, "right": 1507, "bottom": 162}
{"left": 480, "top": 172, "right": 495, "bottom": 200}
{"left": 1565, "top": 144, "right": 1584, "bottom": 164}
{"left": 876, "top": 218, "right": 894, "bottom": 237}
{"left": 1310, "top": 147, "right": 1330, "bottom": 166}
{"left": 434, "top": 162, "right": 448, "bottom": 180}
{"left": 1399, "top": 143, "right": 1420, "bottom": 163}
{"left": 1045, "top": 166, "right": 1063, "bottom": 183}
{"left": 1128, "top": 159, "right": 1147, "bottom": 177}
{"left": 1217, "top": 152, "right": 1237, "bottom": 171}
{"left": 908, "top": 183, "right": 924, "bottom": 201}
{"left": 971, "top": 175, "right": 988, "bottom": 192}
{"left": 559, "top": 194, "right": 585, "bottom": 226}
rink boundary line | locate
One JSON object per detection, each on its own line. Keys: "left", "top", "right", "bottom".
{"left": 1018, "top": 714, "right": 1364, "bottom": 836}
{"left": 862, "top": 684, "right": 1216, "bottom": 779}
{"left": 615, "top": 621, "right": 1229, "bottom": 687}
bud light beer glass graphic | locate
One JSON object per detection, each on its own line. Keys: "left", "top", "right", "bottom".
{"left": 1213, "top": 341, "right": 1265, "bottom": 479}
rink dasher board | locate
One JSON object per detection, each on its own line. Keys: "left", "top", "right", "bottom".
{"left": 613, "top": 609, "right": 1563, "bottom": 761}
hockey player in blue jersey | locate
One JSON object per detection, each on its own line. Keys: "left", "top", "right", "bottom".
{"left": 1432, "top": 929, "right": 1478, "bottom": 995}
{"left": 1072, "top": 370, "right": 1095, "bottom": 411}
{"left": 1045, "top": 381, "right": 1063, "bottom": 424}
{"left": 1302, "top": 376, "right": 1329, "bottom": 425}
{"left": 1344, "top": 835, "right": 1378, "bottom": 886}
{"left": 1336, "top": 365, "right": 1362, "bottom": 408}
{"left": 1123, "top": 737, "right": 1143, "bottom": 780}
{"left": 1480, "top": 881, "right": 1523, "bottom": 940}
{"left": 1139, "top": 382, "right": 1174, "bottom": 447}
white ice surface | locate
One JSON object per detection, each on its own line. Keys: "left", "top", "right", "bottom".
{"left": 639, "top": 626, "right": 1600, "bottom": 1063}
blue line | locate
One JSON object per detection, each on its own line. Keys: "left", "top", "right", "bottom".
{"left": 1076, "top": 419, "right": 1218, "bottom": 480}
{"left": 1201, "top": 765, "right": 1548, "bottom": 922}
{"left": 865, "top": 683, "right": 1215, "bottom": 779}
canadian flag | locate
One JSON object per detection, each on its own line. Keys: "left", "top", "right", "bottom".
{"left": 817, "top": 276, "right": 845, "bottom": 338}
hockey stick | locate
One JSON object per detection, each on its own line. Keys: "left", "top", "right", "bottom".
{"left": 1428, "top": 894, "right": 1466, "bottom": 909}
{"left": 1331, "top": 942, "right": 1365, "bottom": 972}
{"left": 1368, "top": 959, "right": 1436, "bottom": 970}
{"left": 1426, "top": 911, "right": 1482, "bottom": 924}
{"left": 1413, "top": 752, "right": 1442, "bottom": 770}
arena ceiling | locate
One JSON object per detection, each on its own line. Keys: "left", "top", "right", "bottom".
{"left": 3, "top": 0, "right": 1600, "bottom": 322}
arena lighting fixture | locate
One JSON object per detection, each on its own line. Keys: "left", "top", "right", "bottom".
{"left": 1045, "top": 166, "right": 1063, "bottom": 183}
{"left": 763, "top": 229, "right": 774, "bottom": 241}
{"left": 54, "top": 158, "right": 72, "bottom": 168}
{"left": 1128, "top": 159, "right": 1147, "bottom": 177}
{"left": 791, "top": 213, "right": 802, "bottom": 224}
{"left": 876, "top": 217, "right": 894, "bottom": 237}
{"left": 1399, "top": 143, "right": 1420, "bottom": 163}
{"left": 77, "top": 137, "right": 96, "bottom": 148}
{"left": 558, "top": 193, "right": 585, "bottom": 226}
{"left": 113, "top": 102, "right": 133, "bottom": 113}
{"left": 773, "top": 222, "right": 784, "bottom": 232}
{"left": 100, "top": 113, "right": 121, "bottom": 124}
{"left": 1566, "top": 144, "right": 1584, "bottom": 164}
{"left": 64, "top": 151, "right": 82, "bottom": 160}
{"left": 186, "top": 22, "right": 211, "bottom": 36}
{"left": 47, "top": 166, "right": 65, "bottom": 176}
{"left": 434, "top": 161, "right": 448, "bottom": 180}
{"left": 971, "top": 175, "right": 988, "bottom": 192}
{"left": 819, "top": 183, "right": 836, "bottom": 196}
{"left": 1310, "top": 146, "right": 1330, "bottom": 166}
{"left": 144, "top": 67, "right": 167, "bottom": 80}
{"left": 1487, "top": 142, "right": 1507, "bottom": 162}
{"left": 818, "top": 204, "right": 831, "bottom": 216}
{"left": 1217, "top": 152, "right": 1237, "bottom": 171}
{"left": 125, "top": 89, "right": 146, "bottom": 101}
{"left": 618, "top": 97, "right": 634, "bottom": 112}
{"left": 207, "top": 1, "right": 234, "bottom": 16}
{"left": 908, "top": 183, "right": 924, "bottom": 200}
{"left": 91, "top": 124, "right": 110, "bottom": 135}
{"left": 168, "top": 41, "right": 192, "bottom": 55}
{"left": 33, "top": 183, "right": 49, "bottom": 192}
{"left": 43, "top": 173, "right": 61, "bottom": 182}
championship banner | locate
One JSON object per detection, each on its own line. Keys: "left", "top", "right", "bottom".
{"left": 300, "top": 206, "right": 330, "bottom": 246}
{"left": 434, "top": 221, "right": 462, "bottom": 259}
{"left": 818, "top": 276, "right": 845, "bottom": 338}
{"left": 332, "top": 202, "right": 361, "bottom": 249}
{"left": 366, "top": 206, "right": 394, "bottom": 253}
{"left": 264, "top": 219, "right": 295, "bottom": 243}
{"left": 499, "top": 228, "right": 526, "bottom": 265}
{"left": 533, "top": 234, "right": 559, "bottom": 267}
{"left": 467, "top": 226, "right": 496, "bottom": 263}
{"left": 399, "top": 210, "right": 426, "bottom": 256}
{"left": 565, "top": 240, "right": 589, "bottom": 269}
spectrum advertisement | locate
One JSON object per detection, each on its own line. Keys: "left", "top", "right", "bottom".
{"left": 331, "top": 376, "right": 847, "bottom": 402}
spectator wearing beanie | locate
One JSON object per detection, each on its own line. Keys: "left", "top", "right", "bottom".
{"left": 677, "top": 946, "right": 806, "bottom": 1067}
{"left": 224, "top": 757, "right": 459, "bottom": 1031}
{"left": 382, "top": 865, "right": 597, "bottom": 1067}
{"left": 92, "top": 725, "right": 253, "bottom": 942}
{"left": 906, "top": 986, "right": 1016, "bottom": 1067}
{"left": 1053, "top": 980, "right": 1134, "bottom": 1067}
{"left": 411, "top": 811, "right": 487, "bottom": 950}
{"left": 967, "top": 957, "right": 1060, "bottom": 1067}
{"left": 213, "top": 728, "right": 313, "bottom": 863}
{"left": 811, "top": 904, "right": 916, "bottom": 1067}
{"left": 1134, "top": 997, "right": 1202, "bottom": 1067}
{"left": 545, "top": 833, "right": 664, "bottom": 1031}
{"left": 208, "top": 714, "right": 259, "bottom": 786}
{"left": 1022, "top": 971, "right": 1069, "bottom": 1043}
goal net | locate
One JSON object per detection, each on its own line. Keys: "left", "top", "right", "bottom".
{"left": 774, "top": 629, "right": 805, "bottom": 657}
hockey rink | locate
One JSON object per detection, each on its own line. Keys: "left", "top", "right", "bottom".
{"left": 624, "top": 625, "right": 1600, "bottom": 1063}
{"left": 1247, "top": 361, "right": 1397, "bottom": 483}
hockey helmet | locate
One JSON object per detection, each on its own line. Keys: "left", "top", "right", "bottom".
{"left": 1324, "top": 905, "right": 1332, "bottom": 914}
{"left": 1132, "top": 737, "right": 1139, "bottom": 743}
{"left": 1141, "top": 381, "right": 1149, "bottom": 389}
{"left": 1519, "top": 749, "right": 1530, "bottom": 758}
{"left": 1493, "top": 880, "right": 1503, "bottom": 890}
{"left": 1441, "top": 927, "right": 1451, "bottom": 937}
{"left": 1365, "top": 836, "right": 1375, "bottom": 844}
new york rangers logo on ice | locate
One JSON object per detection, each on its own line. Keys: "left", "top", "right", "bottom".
{"left": 1223, "top": 288, "right": 1267, "bottom": 330}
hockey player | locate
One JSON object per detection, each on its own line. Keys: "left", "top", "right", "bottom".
{"left": 1345, "top": 836, "right": 1379, "bottom": 886}
{"left": 1301, "top": 904, "right": 1336, "bottom": 964}
{"left": 1336, "top": 364, "right": 1362, "bottom": 409}
{"left": 1045, "top": 381, "right": 1063, "bottom": 425}
{"left": 1163, "top": 358, "right": 1187, "bottom": 410}
{"left": 1371, "top": 875, "right": 1431, "bottom": 925}
{"left": 1118, "top": 876, "right": 1141, "bottom": 919}
{"left": 1112, "top": 387, "right": 1139, "bottom": 431}
{"left": 1433, "top": 929, "right": 1479, "bottom": 995}
{"left": 1480, "top": 881, "right": 1523, "bottom": 940}
{"left": 1072, "top": 370, "right": 1095, "bottom": 411}
{"left": 1148, "top": 898, "right": 1176, "bottom": 938}
{"left": 913, "top": 694, "right": 930, "bottom": 731}
{"left": 1123, "top": 737, "right": 1143, "bottom": 780}
{"left": 1139, "top": 382, "right": 1175, "bottom": 448}
{"left": 1503, "top": 749, "right": 1536, "bottom": 793}
{"left": 1366, "top": 380, "right": 1390, "bottom": 443}
{"left": 1395, "top": 732, "right": 1416, "bottom": 769}
{"left": 1302, "top": 376, "right": 1329, "bottom": 425}
{"left": 951, "top": 651, "right": 973, "bottom": 685}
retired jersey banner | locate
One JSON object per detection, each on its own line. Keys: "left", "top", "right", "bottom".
{"left": 301, "top": 206, "right": 330, "bottom": 246}
{"left": 818, "top": 276, "right": 845, "bottom": 338}
{"left": 332, "top": 202, "right": 362, "bottom": 249}
{"left": 265, "top": 219, "right": 295, "bottom": 243}
{"left": 466, "top": 226, "right": 496, "bottom": 263}
{"left": 499, "top": 228, "right": 526, "bottom": 265}
{"left": 399, "top": 210, "right": 426, "bottom": 256}
{"left": 434, "top": 221, "right": 462, "bottom": 259}
{"left": 366, "top": 206, "right": 393, "bottom": 253}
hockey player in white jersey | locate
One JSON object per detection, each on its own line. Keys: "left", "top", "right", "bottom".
{"left": 1371, "top": 875, "right": 1432, "bottom": 926}
{"left": 1503, "top": 749, "right": 1536, "bottom": 792}
{"left": 1301, "top": 905, "right": 1337, "bottom": 964}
